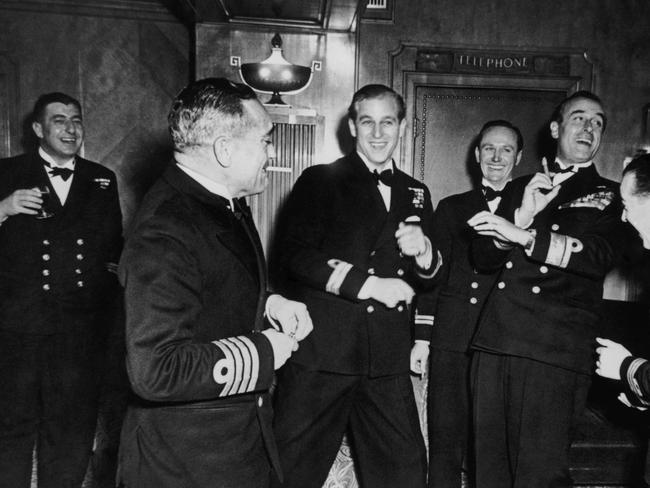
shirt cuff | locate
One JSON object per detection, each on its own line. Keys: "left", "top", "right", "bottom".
{"left": 514, "top": 207, "right": 533, "bottom": 229}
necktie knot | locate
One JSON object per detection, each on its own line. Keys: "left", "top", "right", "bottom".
{"left": 46, "top": 164, "right": 74, "bottom": 181}
{"left": 372, "top": 169, "right": 394, "bottom": 187}
{"left": 482, "top": 185, "right": 502, "bottom": 202}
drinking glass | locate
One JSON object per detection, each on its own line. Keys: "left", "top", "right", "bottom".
{"left": 35, "top": 186, "right": 54, "bottom": 219}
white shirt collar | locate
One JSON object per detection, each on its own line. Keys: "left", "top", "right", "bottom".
{"left": 39, "top": 147, "right": 75, "bottom": 169}
{"left": 481, "top": 178, "right": 511, "bottom": 191}
{"left": 555, "top": 157, "right": 593, "bottom": 171}
{"left": 356, "top": 151, "right": 393, "bottom": 174}
{"left": 176, "top": 162, "right": 234, "bottom": 208}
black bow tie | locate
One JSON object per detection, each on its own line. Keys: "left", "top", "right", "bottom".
{"left": 548, "top": 161, "right": 575, "bottom": 175}
{"left": 482, "top": 185, "right": 503, "bottom": 202}
{"left": 372, "top": 169, "right": 394, "bottom": 187}
{"left": 46, "top": 165, "right": 74, "bottom": 181}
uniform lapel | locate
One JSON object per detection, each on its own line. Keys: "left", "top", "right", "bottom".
{"left": 164, "top": 166, "right": 262, "bottom": 286}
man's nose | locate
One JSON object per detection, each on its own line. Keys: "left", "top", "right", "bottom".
{"left": 64, "top": 120, "right": 76, "bottom": 133}
{"left": 372, "top": 123, "right": 382, "bottom": 138}
{"left": 492, "top": 150, "right": 501, "bottom": 161}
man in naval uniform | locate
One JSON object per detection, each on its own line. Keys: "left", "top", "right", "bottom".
{"left": 0, "top": 92, "right": 123, "bottom": 487}
{"left": 467, "top": 91, "right": 628, "bottom": 487}
{"left": 271, "top": 84, "right": 441, "bottom": 488}
{"left": 410, "top": 120, "right": 524, "bottom": 488}
{"left": 117, "top": 78, "right": 312, "bottom": 488}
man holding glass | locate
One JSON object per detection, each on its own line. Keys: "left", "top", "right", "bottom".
{"left": 0, "top": 92, "right": 123, "bottom": 488}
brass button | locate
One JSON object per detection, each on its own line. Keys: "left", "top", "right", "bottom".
{"left": 370, "top": 251, "right": 376, "bottom": 257}
{"left": 397, "top": 269, "right": 404, "bottom": 276}
{"left": 497, "top": 281, "right": 506, "bottom": 289}
{"left": 471, "top": 282, "right": 479, "bottom": 289}
{"left": 258, "top": 397, "right": 263, "bottom": 407}
{"left": 77, "top": 280, "right": 84, "bottom": 287}
{"left": 77, "top": 238, "right": 84, "bottom": 245}
{"left": 368, "top": 268, "right": 375, "bottom": 275}
{"left": 551, "top": 224, "right": 559, "bottom": 231}
{"left": 397, "top": 305, "right": 404, "bottom": 312}
{"left": 76, "top": 254, "right": 84, "bottom": 260}
{"left": 43, "top": 284, "right": 50, "bottom": 291}
{"left": 505, "top": 261, "right": 513, "bottom": 269}
{"left": 532, "top": 286, "right": 541, "bottom": 294}
{"left": 470, "top": 297, "right": 478, "bottom": 305}
{"left": 42, "top": 240, "right": 50, "bottom": 246}
{"left": 42, "top": 269, "right": 50, "bottom": 276}
{"left": 75, "top": 268, "right": 82, "bottom": 274}
{"left": 42, "top": 254, "right": 50, "bottom": 261}
{"left": 367, "top": 305, "right": 375, "bottom": 313}
{"left": 540, "top": 266, "right": 548, "bottom": 274}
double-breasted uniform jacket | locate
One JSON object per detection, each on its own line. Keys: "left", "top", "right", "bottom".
{"left": 422, "top": 188, "right": 513, "bottom": 353}
{"left": 471, "top": 165, "right": 627, "bottom": 374}
{"left": 0, "top": 152, "right": 122, "bottom": 334}
{"left": 278, "top": 152, "right": 439, "bottom": 377}
{"left": 118, "top": 164, "right": 280, "bottom": 488}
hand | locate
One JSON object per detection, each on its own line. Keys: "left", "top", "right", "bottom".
{"left": 467, "top": 211, "right": 531, "bottom": 246}
{"left": 261, "top": 329, "right": 297, "bottom": 370}
{"left": 367, "top": 277, "right": 414, "bottom": 308}
{"left": 266, "top": 294, "right": 313, "bottom": 341}
{"left": 517, "top": 171, "right": 561, "bottom": 224}
{"left": 0, "top": 188, "right": 43, "bottom": 219}
{"left": 395, "top": 219, "right": 429, "bottom": 258}
{"left": 617, "top": 392, "right": 647, "bottom": 411}
{"left": 595, "top": 337, "right": 632, "bottom": 380}
{"left": 410, "top": 342, "right": 430, "bottom": 378}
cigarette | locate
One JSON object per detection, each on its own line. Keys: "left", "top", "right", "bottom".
{"left": 541, "top": 157, "right": 551, "bottom": 179}
{"left": 266, "top": 166, "right": 292, "bottom": 173}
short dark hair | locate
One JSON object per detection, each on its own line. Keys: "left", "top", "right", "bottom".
{"left": 477, "top": 119, "right": 524, "bottom": 152}
{"left": 168, "top": 77, "right": 258, "bottom": 150}
{"left": 348, "top": 84, "right": 406, "bottom": 122}
{"left": 623, "top": 153, "right": 650, "bottom": 197}
{"left": 551, "top": 90, "right": 607, "bottom": 131}
{"left": 32, "top": 92, "right": 82, "bottom": 123}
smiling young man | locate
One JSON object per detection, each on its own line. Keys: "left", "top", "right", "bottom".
{"left": 410, "top": 120, "right": 523, "bottom": 488}
{"left": 271, "top": 84, "right": 441, "bottom": 488}
{"left": 0, "top": 92, "right": 123, "bottom": 488}
{"left": 467, "top": 92, "right": 628, "bottom": 487}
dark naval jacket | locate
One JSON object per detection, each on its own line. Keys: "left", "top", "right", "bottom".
{"left": 470, "top": 165, "right": 627, "bottom": 374}
{"left": 0, "top": 152, "right": 122, "bottom": 334}
{"left": 118, "top": 164, "right": 280, "bottom": 488}
{"left": 277, "top": 152, "right": 440, "bottom": 377}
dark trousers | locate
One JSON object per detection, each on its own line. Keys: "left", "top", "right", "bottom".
{"left": 471, "top": 351, "right": 590, "bottom": 488}
{"left": 271, "top": 362, "right": 427, "bottom": 488}
{"left": 427, "top": 348, "right": 472, "bottom": 488}
{"left": 0, "top": 329, "right": 102, "bottom": 488}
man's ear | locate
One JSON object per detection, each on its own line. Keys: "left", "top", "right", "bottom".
{"left": 550, "top": 121, "right": 559, "bottom": 140}
{"left": 32, "top": 121, "right": 44, "bottom": 139}
{"left": 515, "top": 150, "right": 522, "bottom": 166}
{"left": 213, "top": 136, "right": 231, "bottom": 168}
{"left": 474, "top": 147, "right": 481, "bottom": 164}
{"left": 348, "top": 118, "right": 357, "bottom": 139}
{"left": 398, "top": 118, "right": 406, "bottom": 139}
